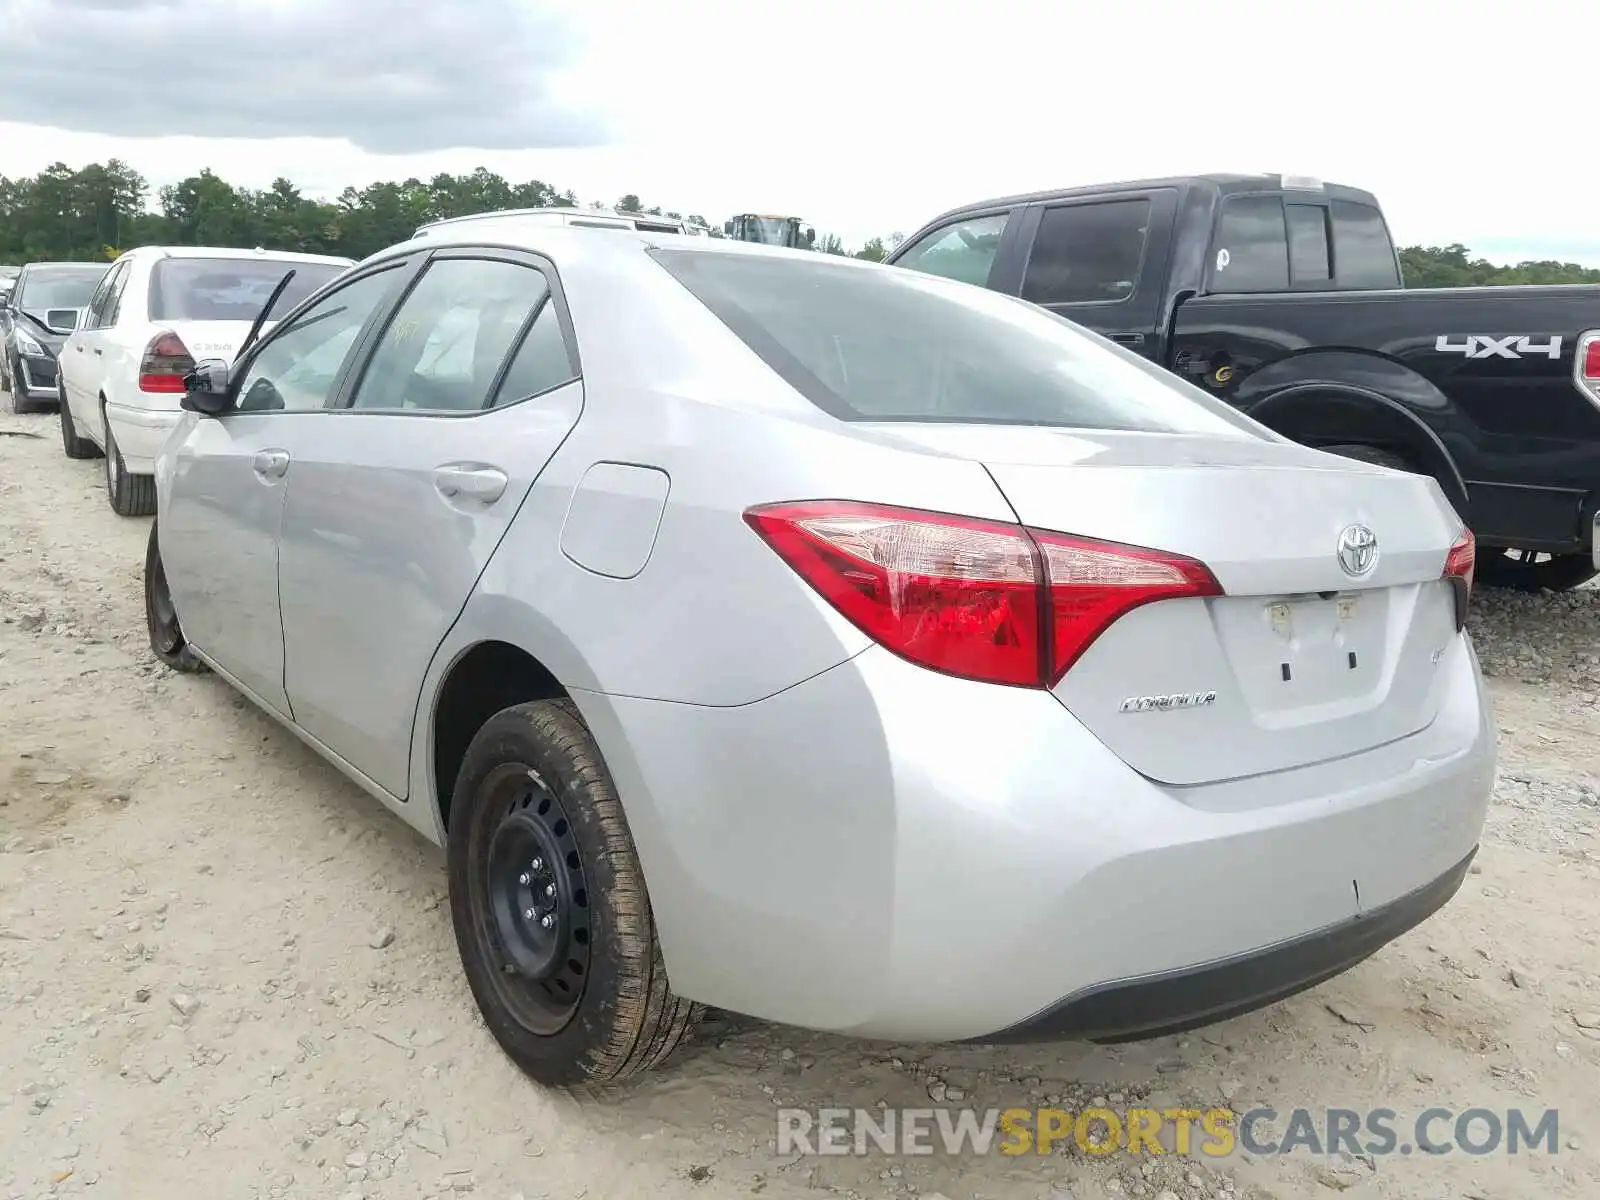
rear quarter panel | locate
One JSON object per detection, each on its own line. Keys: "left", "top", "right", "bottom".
{"left": 1175, "top": 286, "right": 1600, "bottom": 545}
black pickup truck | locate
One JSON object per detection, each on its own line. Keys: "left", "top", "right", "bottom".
{"left": 885, "top": 174, "right": 1600, "bottom": 591}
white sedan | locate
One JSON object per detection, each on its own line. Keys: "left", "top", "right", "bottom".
{"left": 57, "top": 245, "right": 352, "bottom": 515}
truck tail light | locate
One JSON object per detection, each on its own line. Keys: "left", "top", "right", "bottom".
{"left": 743, "top": 501, "right": 1222, "bottom": 688}
{"left": 138, "top": 332, "right": 195, "bottom": 394}
{"left": 1575, "top": 330, "right": 1600, "bottom": 410}
{"left": 1442, "top": 526, "right": 1475, "bottom": 631}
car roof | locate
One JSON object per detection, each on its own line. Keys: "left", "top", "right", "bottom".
{"left": 377, "top": 223, "right": 860, "bottom": 272}
{"left": 922, "top": 172, "right": 1384, "bottom": 223}
{"left": 18, "top": 261, "right": 108, "bottom": 271}
{"left": 416, "top": 207, "right": 689, "bottom": 234}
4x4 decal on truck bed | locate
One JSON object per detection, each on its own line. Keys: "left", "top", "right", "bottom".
{"left": 1434, "top": 334, "right": 1563, "bottom": 360}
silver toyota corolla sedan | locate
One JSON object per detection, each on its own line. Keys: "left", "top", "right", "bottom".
{"left": 144, "top": 224, "right": 1495, "bottom": 1086}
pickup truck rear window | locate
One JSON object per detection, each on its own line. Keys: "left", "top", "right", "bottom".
{"left": 650, "top": 248, "right": 1266, "bottom": 437}
{"left": 1330, "top": 201, "right": 1400, "bottom": 288}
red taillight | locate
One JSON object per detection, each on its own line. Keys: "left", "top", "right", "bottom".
{"left": 743, "top": 501, "right": 1221, "bottom": 688}
{"left": 1443, "top": 526, "right": 1475, "bottom": 631}
{"left": 138, "top": 332, "right": 195, "bottom": 394}
{"left": 1576, "top": 331, "right": 1600, "bottom": 411}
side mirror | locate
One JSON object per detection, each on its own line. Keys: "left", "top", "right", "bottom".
{"left": 180, "top": 358, "right": 233, "bottom": 417}
{"left": 45, "top": 307, "right": 82, "bottom": 332}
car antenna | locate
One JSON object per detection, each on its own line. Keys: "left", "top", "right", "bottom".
{"left": 237, "top": 268, "right": 296, "bottom": 360}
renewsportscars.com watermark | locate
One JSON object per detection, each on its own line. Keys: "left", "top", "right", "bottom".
{"left": 777, "top": 1106, "right": 1562, "bottom": 1158}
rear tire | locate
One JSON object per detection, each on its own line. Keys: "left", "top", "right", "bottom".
{"left": 143, "top": 522, "right": 205, "bottom": 673}
{"left": 104, "top": 410, "right": 157, "bottom": 517}
{"left": 1475, "top": 550, "right": 1598, "bottom": 593}
{"left": 59, "top": 384, "right": 97, "bottom": 459}
{"left": 447, "top": 699, "right": 700, "bottom": 1086}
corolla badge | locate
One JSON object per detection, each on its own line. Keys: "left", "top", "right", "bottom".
{"left": 1336, "top": 524, "right": 1379, "bottom": 578}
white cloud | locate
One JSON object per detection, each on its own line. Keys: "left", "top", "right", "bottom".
{"left": 1, "top": 0, "right": 1594, "bottom": 261}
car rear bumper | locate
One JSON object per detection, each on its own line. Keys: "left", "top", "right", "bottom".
{"left": 972, "top": 846, "right": 1475, "bottom": 1044}
{"left": 574, "top": 631, "right": 1496, "bottom": 1042}
{"left": 104, "top": 401, "right": 182, "bottom": 475}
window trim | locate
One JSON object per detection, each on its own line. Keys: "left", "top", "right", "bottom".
{"left": 333, "top": 245, "right": 582, "bottom": 419}
{"left": 224, "top": 256, "right": 423, "bottom": 417}
{"left": 1285, "top": 201, "right": 1333, "bottom": 289}
{"left": 103, "top": 260, "right": 133, "bottom": 327}
{"left": 889, "top": 210, "right": 1013, "bottom": 289}
{"left": 82, "top": 261, "right": 126, "bottom": 331}
{"left": 483, "top": 293, "right": 581, "bottom": 411}
{"left": 1019, "top": 196, "right": 1156, "bottom": 309}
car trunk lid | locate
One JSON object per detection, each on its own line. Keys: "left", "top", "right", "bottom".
{"left": 866, "top": 424, "right": 1468, "bottom": 787}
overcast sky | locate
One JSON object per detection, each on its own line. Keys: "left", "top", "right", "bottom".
{"left": 0, "top": 0, "right": 1593, "bottom": 262}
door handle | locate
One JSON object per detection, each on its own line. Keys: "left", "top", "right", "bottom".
{"left": 252, "top": 449, "right": 290, "bottom": 479}
{"left": 432, "top": 464, "right": 508, "bottom": 504}
{"left": 1111, "top": 333, "right": 1146, "bottom": 349}
{"left": 93, "top": 348, "right": 102, "bottom": 356}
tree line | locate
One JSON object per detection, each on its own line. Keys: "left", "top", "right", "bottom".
{"left": 1, "top": 160, "right": 1595, "bottom": 286}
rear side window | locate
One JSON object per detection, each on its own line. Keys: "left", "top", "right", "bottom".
{"left": 149, "top": 257, "right": 349, "bottom": 322}
{"left": 650, "top": 248, "right": 1265, "bottom": 437}
{"left": 1331, "top": 201, "right": 1400, "bottom": 288}
{"left": 1286, "top": 204, "right": 1331, "bottom": 283}
{"left": 1021, "top": 199, "right": 1151, "bottom": 305}
{"left": 1212, "top": 196, "right": 1288, "bottom": 292}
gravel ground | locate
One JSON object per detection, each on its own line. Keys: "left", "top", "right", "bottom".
{"left": 2, "top": 400, "right": 1598, "bottom": 1200}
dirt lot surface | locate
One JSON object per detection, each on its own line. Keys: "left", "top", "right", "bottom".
{"left": 3, "top": 397, "right": 1598, "bottom": 1200}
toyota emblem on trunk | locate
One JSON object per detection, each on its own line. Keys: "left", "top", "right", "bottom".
{"left": 1336, "top": 524, "right": 1379, "bottom": 577}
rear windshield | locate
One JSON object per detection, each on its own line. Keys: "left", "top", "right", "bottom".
{"left": 17, "top": 265, "right": 106, "bottom": 312}
{"left": 148, "top": 257, "right": 348, "bottom": 322}
{"left": 650, "top": 249, "right": 1266, "bottom": 435}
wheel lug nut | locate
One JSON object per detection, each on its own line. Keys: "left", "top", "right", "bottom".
{"left": 540, "top": 914, "right": 555, "bottom": 929}
{"left": 524, "top": 907, "right": 536, "bottom": 920}
{"left": 544, "top": 883, "right": 556, "bottom": 898}
{"left": 518, "top": 872, "right": 531, "bottom": 885}
{"left": 530, "top": 857, "right": 543, "bottom": 871}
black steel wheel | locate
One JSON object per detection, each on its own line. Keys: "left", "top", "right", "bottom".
{"left": 143, "top": 522, "right": 205, "bottom": 673}
{"left": 448, "top": 699, "right": 700, "bottom": 1086}
{"left": 478, "top": 762, "right": 592, "bottom": 1033}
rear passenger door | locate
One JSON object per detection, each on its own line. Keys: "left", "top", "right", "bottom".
{"left": 275, "top": 247, "right": 584, "bottom": 799}
{"left": 62, "top": 260, "right": 125, "bottom": 425}
{"left": 1010, "top": 189, "right": 1178, "bottom": 359}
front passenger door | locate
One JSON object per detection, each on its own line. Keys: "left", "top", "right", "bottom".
{"left": 276, "top": 248, "right": 584, "bottom": 797}
{"left": 159, "top": 262, "right": 415, "bottom": 713}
